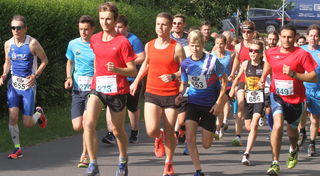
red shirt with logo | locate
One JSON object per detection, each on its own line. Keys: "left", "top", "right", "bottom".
{"left": 266, "top": 46, "right": 317, "bottom": 104}
{"left": 90, "top": 32, "right": 136, "bottom": 95}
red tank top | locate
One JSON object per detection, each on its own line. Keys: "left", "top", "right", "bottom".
{"left": 146, "top": 39, "right": 180, "bottom": 96}
{"left": 239, "top": 42, "right": 250, "bottom": 82}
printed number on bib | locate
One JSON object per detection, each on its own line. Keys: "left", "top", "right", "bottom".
{"left": 188, "top": 75, "right": 207, "bottom": 89}
{"left": 246, "top": 90, "right": 264, "bottom": 103}
{"left": 275, "top": 79, "right": 294, "bottom": 96}
{"left": 78, "top": 76, "right": 92, "bottom": 91}
{"left": 96, "top": 75, "right": 117, "bottom": 94}
{"left": 12, "top": 76, "right": 30, "bottom": 91}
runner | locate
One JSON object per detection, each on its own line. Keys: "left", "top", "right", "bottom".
{"left": 83, "top": 2, "right": 137, "bottom": 176}
{"left": 229, "top": 39, "right": 265, "bottom": 166}
{"left": 229, "top": 20, "right": 256, "bottom": 146}
{"left": 102, "top": 14, "right": 145, "bottom": 144}
{"left": 0, "top": 15, "right": 48, "bottom": 159}
{"left": 211, "top": 34, "right": 234, "bottom": 139}
{"left": 300, "top": 24, "right": 320, "bottom": 157}
{"left": 259, "top": 25, "right": 318, "bottom": 176}
{"left": 177, "top": 29, "right": 227, "bottom": 176}
{"left": 130, "top": 12, "right": 185, "bottom": 176}
{"left": 64, "top": 15, "right": 95, "bottom": 168}
{"left": 200, "top": 21, "right": 215, "bottom": 53}
{"left": 296, "top": 35, "right": 306, "bottom": 47}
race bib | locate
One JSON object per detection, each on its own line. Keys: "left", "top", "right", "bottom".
{"left": 77, "top": 76, "right": 92, "bottom": 91}
{"left": 12, "top": 76, "right": 30, "bottom": 91}
{"left": 188, "top": 75, "right": 207, "bottom": 89}
{"left": 96, "top": 75, "right": 117, "bottom": 93}
{"left": 246, "top": 90, "right": 264, "bottom": 103}
{"left": 275, "top": 79, "right": 294, "bottom": 96}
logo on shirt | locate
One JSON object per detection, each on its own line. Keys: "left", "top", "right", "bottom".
{"left": 75, "top": 49, "right": 81, "bottom": 55}
{"left": 275, "top": 55, "right": 280, "bottom": 59}
{"left": 191, "top": 77, "right": 200, "bottom": 81}
{"left": 11, "top": 53, "right": 27, "bottom": 60}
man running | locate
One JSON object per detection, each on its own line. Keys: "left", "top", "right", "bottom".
{"left": 200, "top": 21, "right": 215, "bottom": 53}
{"left": 300, "top": 24, "right": 320, "bottom": 157}
{"left": 259, "top": 25, "right": 318, "bottom": 176}
{"left": 83, "top": 2, "right": 137, "bottom": 176}
{"left": 0, "top": 15, "right": 48, "bottom": 159}
{"left": 64, "top": 15, "right": 95, "bottom": 168}
{"left": 170, "top": 13, "right": 188, "bottom": 47}
{"left": 130, "top": 12, "right": 185, "bottom": 176}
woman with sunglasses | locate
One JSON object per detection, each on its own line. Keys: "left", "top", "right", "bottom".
{"left": 229, "top": 39, "right": 265, "bottom": 166}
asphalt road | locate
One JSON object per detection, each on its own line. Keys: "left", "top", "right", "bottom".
{"left": 0, "top": 121, "right": 319, "bottom": 176}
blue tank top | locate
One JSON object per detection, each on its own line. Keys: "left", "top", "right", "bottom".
{"left": 8, "top": 35, "right": 37, "bottom": 77}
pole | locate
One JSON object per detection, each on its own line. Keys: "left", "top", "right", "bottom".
{"left": 282, "top": 0, "right": 285, "bottom": 26}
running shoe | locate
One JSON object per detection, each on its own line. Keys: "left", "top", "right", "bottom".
{"left": 287, "top": 146, "right": 299, "bottom": 169}
{"left": 258, "top": 117, "right": 265, "bottom": 127}
{"left": 85, "top": 163, "right": 100, "bottom": 176}
{"left": 163, "top": 162, "right": 175, "bottom": 176}
{"left": 194, "top": 170, "right": 205, "bottom": 176}
{"left": 212, "top": 131, "right": 219, "bottom": 141}
{"left": 178, "top": 129, "right": 186, "bottom": 145}
{"left": 78, "top": 155, "right": 89, "bottom": 168}
{"left": 8, "top": 148, "right": 23, "bottom": 159}
{"left": 297, "top": 132, "right": 307, "bottom": 147}
{"left": 36, "top": 106, "right": 47, "bottom": 128}
{"left": 101, "top": 132, "right": 116, "bottom": 144}
{"left": 116, "top": 160, "right": 128, "bottom": 176}
{"left": 223, "top": 123, "right": 228, "bottom": 131}
{"left": 266, "top": 161, "right": 280, "bottom": 176}
{"left": 154, "top": 128, "right": 165, "bottom": 158}
{"left": 231, "top": 136, "right": 242, "bottom": 146}
{"left": 219, "top": 128, "right": 224, "bottom": 139}
{"left": 183, "top": 143, "right": 189, "bottom": 155}
{"left": 129, "top": 131, "right": 139, "bottom": 144}
{"left": 241, "top": 153, "right": 250, "bottom": 166}
{"left": 307, "top": 144, "right": 316, "bottom": 157}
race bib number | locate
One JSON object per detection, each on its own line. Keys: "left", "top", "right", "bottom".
{"left": 188, "top": 75, "right": 207, "bottom": 89}
{"left": 246, "top": 90, "right": 264, "bottom": 103}
{"left": 96, "top": 75, "right": 117, "bottom": 93}
{"left": 77, "top": 76, "right": 92, "bottom": 91}
{"left": 12, "top": 76, "right": 30, "bottom": 91}
{"left": 275, "top": 79, "right": 294, "bottom": 96}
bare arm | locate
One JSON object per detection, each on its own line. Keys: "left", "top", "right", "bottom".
{"left": 210, "top": 74, "right": 228, "bottom": 115}
{"left": 283, "top": 65, "right": 318, "bottom": 83}
{"left": 0, "top": 42, "right": 11, "bottom": 86}
{"left": 134, "top": 51, "right": 145, "bottom": 65}
{"left": 107, "top": 60, "right": 137, "bottom": 77}
{"left": 258, "top": 59, "right": 272, "bottom": 88}
{"left": 229, "top": 44, "right": 241, "bottom": 80}
{"left": 64, "top": 59, "right": 73, "bottom": 89}
{"left": 229, "top": 61, "right": 246, "bottom": 98}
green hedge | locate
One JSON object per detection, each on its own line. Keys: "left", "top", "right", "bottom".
{"left": 0, "top": 0, "right": 200, "bottom": 116}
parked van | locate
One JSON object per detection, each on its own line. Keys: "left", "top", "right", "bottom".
{"left": 285, "top": 0, "right": 320, "bottom": 28}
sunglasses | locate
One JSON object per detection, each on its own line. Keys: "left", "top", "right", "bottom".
{"left": 242, "top": 30, "right": 253, "bottom": 34}
{"left": 173, "top": 22, "right": 183, "bottom": 25}
{"left": 11, "top": 26, "right": 24, "bottom": 31}
{"left": 249, "top": 49, "right": 262, "bottom": 53}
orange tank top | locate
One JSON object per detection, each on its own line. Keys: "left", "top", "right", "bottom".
{"left": 146, "top": 39, "right": 180, "bottom": 96}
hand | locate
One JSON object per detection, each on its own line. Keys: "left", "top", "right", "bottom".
{"left": 64, "top": 78, "right": 73, "bottom": 89}
{"left": 26, "top": 75, "right": 36, "bottom": 87}
{"left": 175, "top": 93, "right": 183, "bottom": 105}
{"left": 159, "top": 74, "right": 173, "bottom": 83}
{"left": 258, "top": 78, "right": 265, "bottom": 89}
{"left": 0, "top": 74, "right": 7, "bottom": 86}
{"left": 209, "top": 103, "right": 222, "bottom": 116}
{"left": 283, "top": 64, "right": 295, "bottom": 77}
{"left": 130, "top": 81, "right": 138, "bottom": 96}
{"left": 228, "top": 74, "right": 235, "bottom": 81}
{"left": 106, "top": 62, "right": 117, "bottom": 73}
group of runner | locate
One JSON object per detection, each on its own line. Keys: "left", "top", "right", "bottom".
{"left": 1, "top": 2, "right": 320, "bottom": 176}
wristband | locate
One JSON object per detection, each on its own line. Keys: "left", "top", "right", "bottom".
{"left": 171, "top": 74, "right": 176, "bottom": 80}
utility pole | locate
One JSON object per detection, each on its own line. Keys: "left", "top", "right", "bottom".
{"left": 282, "top": 0, "right": 285, "bottom": 26}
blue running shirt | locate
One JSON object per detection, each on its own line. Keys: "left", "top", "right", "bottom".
{"left": 181, "top": 53, "right": 225, "bottom": 106}
{"left": 126, "top": 32, "right": 144, "bottom": 82}
{"left": 66, "top": 37, "right": 94, "bottom": 91}
{"left": 8, "top": 35, "right": 37, "bottom": 77}
{"left": 212, "top": 50, "right": 232, "bottom": 87}
{"left": 301, "top": 45, "right": 320, "bottom": 89}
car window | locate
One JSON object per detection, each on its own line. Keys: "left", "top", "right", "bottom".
{"left": 266, "top": 10, "right": 276, "bottom": 16}
{"left": 253, "top": 10, "right": 266, "bottom": 17}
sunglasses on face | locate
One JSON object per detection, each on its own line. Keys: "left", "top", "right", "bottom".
{"left": 173, "top": 22, "right": 183, "bottom": 25}
{"left": 249, "top": 49, "right": 262, "bottom": 53}
{"left": 11, "top": 26, "right": 24, "bottom": 31}
{"left": 242, "top": 30, "right": 252, "bottom": 34}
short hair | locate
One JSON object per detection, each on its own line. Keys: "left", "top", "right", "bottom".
{"left": 307, "top": 24, "right": 320, "bottom": 36}
{"left": 201, "top": 21, "right": 211, "bottom": 28}
{"left": 222, "top": 31, "right": 234, "bottom": 39}
{"left": 251, "top": 39, "right": 264, "bottom": 52}
{"left": 241, "top": 20, "right": 255, "bottom": 31}
{"left": 297, "top": 35, "right": 306, "bottom": 42}
{"left": 11, "top": 15, "right": 27, "bottom": 26}
{"left": 157, "top": 12, "right": 173, "bottom": 24}
{"left": 215, "top": 34, "right": 227, "bottom": 44}
{"left": 173, "top": 13, "right": 186, "bottom": 23}
{"left": 188, "top": 30, "right": 205, "bottom": 45}
{"left": 116, "top": 15, "right": 128, "bottom": 26}
{"left": 280, "top": 24, "right": 297, "bottom": 36}
{"left": 98, "top": 2, "right": 119, "bottom": 21}
{"left": 188, "top": 27, "right": 200, "bottom": 33}
{"left": 79, "top": 15, "right": 95, "bottom": 27}
{"left": 267, "top": 31, "right": 279, "bottom": 40}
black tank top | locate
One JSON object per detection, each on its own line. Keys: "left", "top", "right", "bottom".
{"left": 245, "top": 60, "right": 264, "bottom": 91}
